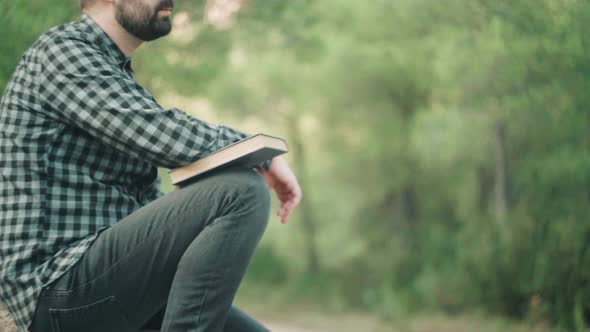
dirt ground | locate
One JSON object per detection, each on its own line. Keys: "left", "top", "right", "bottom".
{"left": 0, "top": 304, "right": 16, "bottom": 332}
{"left": 1, "top": 303, "right": 553, "bottom": 332}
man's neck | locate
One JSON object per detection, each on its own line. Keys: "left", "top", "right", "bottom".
{"left": 84, "top": 10, "right": 143, "bottom": 57}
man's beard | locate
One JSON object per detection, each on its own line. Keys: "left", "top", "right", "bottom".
{"left": 115, "top": 0, "right": 173, "bottom": 41}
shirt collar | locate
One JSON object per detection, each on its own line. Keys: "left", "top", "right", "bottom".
{"left": 79, "top": 14, "right": 132, "bottom": 72}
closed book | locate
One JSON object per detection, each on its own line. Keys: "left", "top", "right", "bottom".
{"left": 169, "top": 133, "right": 288, "bottom": 185}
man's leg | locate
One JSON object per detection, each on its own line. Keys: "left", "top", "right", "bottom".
{"left": 30, "top": 166, "right": 270, "bottom": 332}
{"left": 142, "top": 305, "right": 269, "bottom": 332}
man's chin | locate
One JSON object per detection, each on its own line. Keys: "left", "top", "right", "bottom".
{"left": 155, "top": 16, "right": 172, "bottom": 29}
{"left": 141, "top": 28, "right": 172, "bottom": 42}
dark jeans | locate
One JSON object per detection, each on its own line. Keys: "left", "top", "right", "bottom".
{"left": 30, "top": 166, "right": 271, "bottom": 332}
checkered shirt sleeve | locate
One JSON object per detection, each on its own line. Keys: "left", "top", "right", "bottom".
{"left": 38, "top": 36, "right": 269, "bottom": 170}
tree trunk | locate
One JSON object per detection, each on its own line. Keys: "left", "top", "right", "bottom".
{"left": 287, "top": 115, "right": 320, "bottom": 274}
{"left": 401, "top": 184, "right": 419, "bottom": 224}
{"left": 493, "top": 121, "right": 508, "bottom": 226}
{"left": 477, "top": 165, "right": 492, "bottom": 214}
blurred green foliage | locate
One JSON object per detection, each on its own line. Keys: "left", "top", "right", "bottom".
{"left": 2, "top": 0, "right": 590, "bottom": 330}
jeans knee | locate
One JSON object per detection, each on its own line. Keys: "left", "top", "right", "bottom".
{"left": 238, "top": 168, "right": 271, "bottom": 217}
{"left": 180, "top": 166, "right": 271, "bottom": 231}
{"left": 217, "top": 166, "right": 271, "bottom": 220}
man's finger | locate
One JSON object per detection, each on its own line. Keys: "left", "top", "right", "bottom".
{"left": 280, "top": 204, "right": 294, "bottom": 220}
{"left": 283, "top": 209, "right": 293, "bottom": 224}
{"left": 277, "top": 205, "right": 291, "bottom": 221}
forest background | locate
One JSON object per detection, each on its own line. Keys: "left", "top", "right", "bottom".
{"left": 1, "top": 0, "right": 589, "bottom": 331}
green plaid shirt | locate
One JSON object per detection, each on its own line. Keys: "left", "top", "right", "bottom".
{"left": 0, "top": 15, "right": 268, "bottom": 331}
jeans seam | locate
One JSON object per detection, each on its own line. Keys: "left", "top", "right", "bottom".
{"left": 192, "top": 287, "right": 209, "bottom": 332}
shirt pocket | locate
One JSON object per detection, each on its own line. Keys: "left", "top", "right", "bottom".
{"left": 48, "top": 296, "right": 132, "bottom": 332}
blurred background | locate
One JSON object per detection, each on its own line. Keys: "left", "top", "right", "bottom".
{"left": 2, "top": 0, "right": 590, "bottom": 331}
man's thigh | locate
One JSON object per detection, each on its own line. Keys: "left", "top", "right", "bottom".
{"left": 31, "top": 166, "right": 266, "bottom": 331}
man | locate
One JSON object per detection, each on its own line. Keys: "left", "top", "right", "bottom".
{"left": 0, "top": 0, "right": 302, "bottom": 331}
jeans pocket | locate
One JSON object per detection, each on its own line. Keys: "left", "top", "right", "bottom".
{"left": 48, "top": 296, "right": 132, "bottom": 332}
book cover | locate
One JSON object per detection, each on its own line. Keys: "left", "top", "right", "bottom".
{"left": 169, "top": 133, "right": 288, "bottom": 185}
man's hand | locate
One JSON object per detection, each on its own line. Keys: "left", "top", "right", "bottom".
{"left": 258, "top": 156, "right": 302, "bottom": 224}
